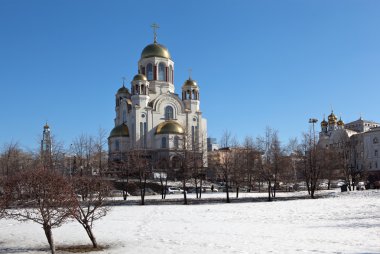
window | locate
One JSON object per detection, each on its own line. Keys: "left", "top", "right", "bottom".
{"left": 115, "top": 140, "right": 120, "bottom": 151}
{"left": 174, "top": 136, "right": 179, "bottom": 149}
{"left": 165, "top": 106, "right": 174, "bottom": 119}
{"left": 375, "top": 150, "right": 378, "bottom": 157}
{"left": 161, "top": 137, "right": 167, "bottom": 148}
{"left": 374, "top": 137, "right": 378, "bottom": 144}
{"left": 158, "top": 62, "right": 165, "bottom": 81}
{"left": 169, "top": 65, "right": 173, "bottom": 83}
{"left": 122, "top": 110, "right": 126, "bottom": 123}
{"left": 147, "top": 63, "right": 153, "bottom": 80}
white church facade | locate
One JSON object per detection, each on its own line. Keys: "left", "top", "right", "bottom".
{"left": 318, "top": 111, "right": 380, "bottom": 178}
{"left": 108, "top": 30, "right": 207, "bottom": 172}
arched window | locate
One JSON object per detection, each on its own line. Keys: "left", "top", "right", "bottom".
{"left": 161, "top": 137, "right": 167, "bottom": 148}
{"left": 147, "top": 63, "right": 153, "bottom": 80}
{"left": 158, "top": 62, "right": 165, "bottom": 81}
{"left": 165, "top": 106, "right": 174, "bottom": 119}
{"left": 374, "top": 137, "right": 378, "bottom": 144}
{"left": 115, "top": 140, "right": 120, "bottom": 151}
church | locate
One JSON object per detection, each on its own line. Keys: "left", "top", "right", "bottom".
{"left": 108, "top": 26, "right": 207, "bottom": 173}
{"left": 318, "top": 111, "right": 380, "bottom": 178}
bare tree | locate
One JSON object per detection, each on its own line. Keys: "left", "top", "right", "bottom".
{"left": 70, "top": 176, "right": 111, "bottom": 248}
{"left": 256, "top": 127, "right": 276, "bottom": 201}
{"left": 72, "top": 134, "right": 96, "bottom": 176}
{"left": 94, "top": 128, "right": 108, "bottom": 176}
{"left": 3, "top": 168, "right": 74, "bottom": 254}
{"left": 213, "top": 130, "right": 237, "bottom": 203}
{"left": 0, "top": 141, "right": 23, "bottom": 176}
{"left": 129, "top": 149, "right": 151, "bottom": 206}
{"left": 298, "top": 132, "right": 321, "bottom": 198}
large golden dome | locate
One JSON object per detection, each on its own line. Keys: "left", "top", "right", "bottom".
{"left": 155, "top": 120, "right": 184, "bottom": 135}
{"left": 141, "top": 43, "right": 171, "bottom": 59}
{"left": 109, "top": 123, "right": 129, "bottom": 138}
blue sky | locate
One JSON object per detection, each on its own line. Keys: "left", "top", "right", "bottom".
{"left": 0, "top": 0, "right": 379, "bottom": 150}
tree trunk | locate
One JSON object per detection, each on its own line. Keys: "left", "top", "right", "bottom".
{"left": 199, "top": 177, "right": 202, "bottom": 199}
{"left": 236, "top": 186, "right": 239, "bottom": 198}
{"left": 183, "top": 179, "right": 187, "bottom": 205}
{"left": 225, "top": 176, "right": 230, "bottom": 203}
{"left": 43, "top": 223, "right": 56, "bottom": 254}
{"left": 195, "top": 176, "right": 199, "bottom": 199}
{"left": 267, "top": 180, "right": 272, "bottom": 202}
{"left": 84, "top": 224, "right": 98, "bottom": 248}
{"left": 123, "top": 175, "right": 129, "bottom": 201}
{"left": 140, "top": 173, "right": 147, "bottom": 205}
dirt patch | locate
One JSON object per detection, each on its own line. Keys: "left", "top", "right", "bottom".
{"left": 57, "top": 245, "right": 108, "bottom": 253}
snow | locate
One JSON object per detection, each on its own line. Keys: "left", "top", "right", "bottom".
{"left": 1, "top": 190, "right": 379, "bottom": 254}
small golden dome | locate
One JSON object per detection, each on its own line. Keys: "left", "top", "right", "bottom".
{"left": 117, "top": 85, "right": 130, "bottom": 94}
{"left": 321, "top": 119, "right": 328, "bottom": 127}
{"left": 44, "top": 123, "right": 49, "bottom": 129}
{"left": 133, "top": 74, "right": 147, "bottom": 81}
{"left": 141, "top": 43, "right": 171, "bottom": 59}
{"left": 328, "top": 111, "right": 337, "bottom": 124}
{"left": 109, "top": 123, "right": 129, "bottom": 138}
{"left": 337, "top": 118, "right": 344, "bottom": 126}
{"left": 155, "top": 120, "right": 184, "bottom": 135}
{"left": 182, "top": 78, "right": 198, "bottom": 89}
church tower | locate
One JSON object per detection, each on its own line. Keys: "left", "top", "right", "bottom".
{"left": 41, "top": 123, "right": 52, "bottom": 168}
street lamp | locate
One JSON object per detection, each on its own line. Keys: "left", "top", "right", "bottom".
{"left": 309, "top": 118, "right": 318, "bottom": 148}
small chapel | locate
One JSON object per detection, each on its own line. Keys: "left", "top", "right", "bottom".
{"left": 108, "top": 25, "right": 207, "bottom": 172}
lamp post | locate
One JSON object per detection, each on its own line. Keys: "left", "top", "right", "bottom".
{"left": 309, "top": 118, "right": 318, "bottom": 149}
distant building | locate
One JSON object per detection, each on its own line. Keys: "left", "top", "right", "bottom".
{"left": 207, "top": 138, "right": 219, "bottom": 151}
{"left": 318, "top": 111, "right": 380, "bottom": 178}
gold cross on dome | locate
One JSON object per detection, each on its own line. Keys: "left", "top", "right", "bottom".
{"left": 151, "top": 23, "right": 160, "bottom": 43}
{"left": 121, "top": 76, "right": 126, "bottom": 86}
{"left": 188, "top": 68, "right": 192, "bottom": 79}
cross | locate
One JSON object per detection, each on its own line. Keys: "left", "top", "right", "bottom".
{"left": 188, "top": 68, "right": 192, "bottom": 79}
{"left": 151, "top": 23, "right": 160, "bottom": 43}
{"left": 121, "top": 76, "right": 126, "bottom": 86}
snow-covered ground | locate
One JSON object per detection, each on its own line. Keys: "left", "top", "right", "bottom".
{"left": 1, "top": 190, "right": 379, "bottom": 254}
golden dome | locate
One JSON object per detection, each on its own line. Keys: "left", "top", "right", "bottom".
{"left": 337, "top": 118, "right": 344, "bottom": 126}
{"left": 141, "top": 43, "right": 171, "bottom": 59}
{"left": 182, "top": 78, "right": 198, "bottom": 89}
{"left": 133, "top": 74, "right": 147, "bottom": 81}
{"left": 109, "top": 123, "right": 129, "bottom": 138}
{"left": 117, "top": 85, "right": 130, "bottom": 94}
{"left": 328, "top": 111, "right": 337, "bottom": 124}
{"left": 321, "top": 119, "right": 328, "bottom": 127}
{"left": 44, "top": 123, "right": 49, "bottom": 129}
{"left": 155, "top": 120, "right": 184, "bottom": 135}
